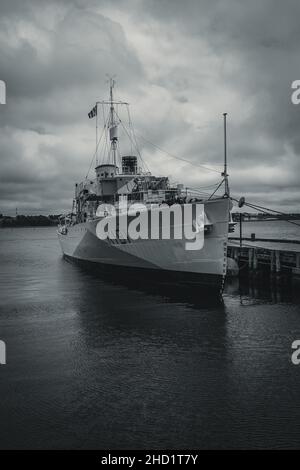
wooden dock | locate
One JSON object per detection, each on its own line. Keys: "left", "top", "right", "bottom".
{"left": 227, "top": 238, "right": 300, "bottom": 277}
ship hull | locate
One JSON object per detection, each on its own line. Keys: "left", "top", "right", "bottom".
{"left": 64, "top": 253, "right": 223, "bottom": 288}
{"left": 58, "top": 198, "right": 230, "bottom": 295}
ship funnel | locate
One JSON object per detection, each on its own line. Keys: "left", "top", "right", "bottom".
{"left": 122, "top": 156, "right": 137, "bottom": 175}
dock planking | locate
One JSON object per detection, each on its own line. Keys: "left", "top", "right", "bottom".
{"left": 227, "top": 238, "right": 300, "bottom": 276}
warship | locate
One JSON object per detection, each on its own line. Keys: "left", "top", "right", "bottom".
{"left": 58, "top": 80, "right": 232, "bottom": 294}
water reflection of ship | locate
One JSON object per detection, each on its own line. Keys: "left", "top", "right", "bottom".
{"left": 64, "top": 255, "right": 225, "bottom": 308}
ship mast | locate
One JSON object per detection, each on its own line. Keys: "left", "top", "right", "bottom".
{"left": 223, "top": 112, "right": 230, "bottom": 197}
{"left": 109, "top": 78, "right": 118, "bottom": 168}
{"left": 94, "top": 80, "right": 129, "bottom": 168}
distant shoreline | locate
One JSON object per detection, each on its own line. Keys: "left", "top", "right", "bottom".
{"left": 0, "top": 225, "right": 57, "bottom": 229}
{"left": 238, "top": 218, "right": 300, "bottom": 223}
{"left": 0, "top": 215, "right": 60, "bottom": 228}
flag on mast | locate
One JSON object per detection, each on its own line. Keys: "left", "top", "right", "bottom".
{"left": 88, "top": 105, "right": 97, "bottom": 118}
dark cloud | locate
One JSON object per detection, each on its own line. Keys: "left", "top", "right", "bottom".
{"left": 0, "top": 0, "right": 299, "bottom": 213}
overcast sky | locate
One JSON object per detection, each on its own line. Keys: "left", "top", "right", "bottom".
{"left": 0, "top": 0, "right": 300, "bottom": 214}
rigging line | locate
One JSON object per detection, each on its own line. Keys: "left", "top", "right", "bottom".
{"left": 244, "top": 203, "right": 300, "bottom": 228}
{"left": 98, "top": 128, "right": 106, "bottom": 166}
{"left": 188, "top": 190, "right": 215, "bottom": 198}
{"left": 246, "top": 201, "right": 299, "bottom": 217}
{"left": 85, "top": 126, "right": 105, "bottom": 179}
{"left": 208, "top": 178, "right": 226, "bottom": 200}
{"left": 85, "top": 112, "right": 109, "bottom": 179}
{"left": 231, "top": 197, "right": 300, "bottom": 228}
{"left": 85, "top": 153, "right": 96, "bottom": 180}
{"left": 126, "top": 105, "right": 134, "bottom": 156}
{"left": 101, "top": 110, "right": 111, "bottom": 165}
{"left": 114, "top": 109, "right": 150, "bottom": 173}
{"left": 123, "top": 107, "right": 137, "bottom": 149}
{"left": 134, "top": 131, "right": 222, "bottom": 174}
{"left": 186, "top": 182, "right": 223, "bottom": 191}
{"left": 131, "top": 127, "right": 151, "bottom": 173}
{"left": 126, "top": 108, "right": 151, "bottom": 173}
{"left": 102, "top": 103, "right": 109, "bottom": 164}
{"left": 115, "top": 108, "right": 146, "bottom": 170}
{"left": 99, "top": 108, "right": 111, "bottom": 166}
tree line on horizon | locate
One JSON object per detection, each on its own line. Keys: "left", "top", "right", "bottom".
{"left": 0, "top": 214, "right": 60, "bottom": 227}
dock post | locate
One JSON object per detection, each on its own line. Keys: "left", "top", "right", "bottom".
{"left": 253, "top": 249, "right": 258, "bottom": 270}
{"left": 239, "top": 213, "right": 243, "bottom": 248}
{"left": 275, "top": 250, "right": 281, "bottom": 273}
{"left": 270, "top": 250, "right": 275, "bottom": 273}
{"left": 293, "top": 253, "right": 300, "bottom": 276}
{"left": 248, "top": 248, "right": 253, "bottom": 270}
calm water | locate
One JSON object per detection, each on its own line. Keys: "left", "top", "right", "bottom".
{"left": 0, "top": 226, "right": 300, "bottom": 449}
{"left": 235, "top": 219, "right": 300, "bottom": 240}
